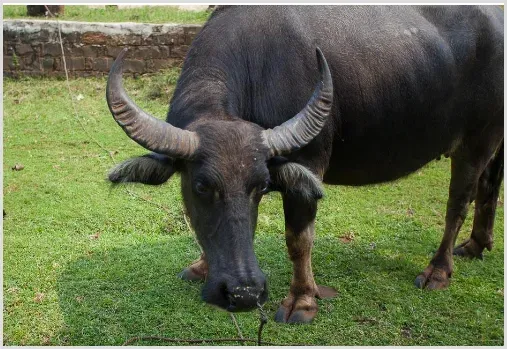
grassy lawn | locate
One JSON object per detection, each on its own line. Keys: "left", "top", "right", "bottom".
{"left": 3, "top": 72, "right": 504, "bottom": 346}
{"left": 2, "top": 5, "right": 211, "bottom": 24}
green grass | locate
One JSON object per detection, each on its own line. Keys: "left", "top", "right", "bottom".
{"left": 2, "top": 5, "right": 211, "bottom": 24}
{"left": 3, "top": 72, "right": 504, "bottom": 346}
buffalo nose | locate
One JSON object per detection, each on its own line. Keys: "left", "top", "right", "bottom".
{"left": 226, "top": 285, "right": 267, "bottom": 312}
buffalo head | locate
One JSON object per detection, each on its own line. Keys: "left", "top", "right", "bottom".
{"left": 106, "top": 48, "right": 333, "bottom": 312}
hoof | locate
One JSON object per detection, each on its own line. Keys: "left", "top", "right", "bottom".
{"left": 415, "top": 264, "right": 450, "bottom": 290}
{"left": 178, "top": 267, "right": 205, "bottom": 281}
{"left": 274, "top": 295, "right": 318, "bottom": 324}
{"left": 453, "top": 239, "right": 484, "bottom": 260}
{"left": 178, "top": 254, "right": 207, "bottom": 281}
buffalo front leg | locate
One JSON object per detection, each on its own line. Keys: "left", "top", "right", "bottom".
{"left": 275, "top": 193, "right": 337, "bottom": 324}
{"left": 178, "top": 253, "right": 208, "bottom": 281}
{"left": 415, "top": 156, "right": 484, "bottom": 290}
{"left": 454, "top": 143, "right": 504, "bottom": 259}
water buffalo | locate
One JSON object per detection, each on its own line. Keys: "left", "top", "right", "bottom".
{"left": 107, "top": 6, "right": 504, "bottom": 323}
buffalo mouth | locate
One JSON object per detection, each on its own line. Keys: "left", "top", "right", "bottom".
{"left": 202, "top": 276, "right": 268, "bottom": 312}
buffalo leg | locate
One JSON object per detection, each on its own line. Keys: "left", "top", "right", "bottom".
{"left": 415, "top": 137, "right": 504, "bottom": 290}
{"left": 275, "top": 192, "right": 336, "bottom": 324}
{"left": 454, "top": 143, "right": 504, "bottom": 259}
{"left": 415, "top": 153, "right": 491, "bottom": 290}
{"left": 178, "top": 253, "right": 208, "bottom": 281}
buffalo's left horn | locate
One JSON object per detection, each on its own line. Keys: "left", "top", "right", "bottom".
{"left": 106, "top": 48, "right": 199, "bottom": 159}
{"left": 262, "top": 47, "right": 333, "bottom": 158}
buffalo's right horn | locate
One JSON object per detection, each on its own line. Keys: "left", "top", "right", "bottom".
{"left": 106, "top": 48, "right": 199, "bottom": 159}
{"left": 262, "top": 47, "right": 333, "bottom": 158}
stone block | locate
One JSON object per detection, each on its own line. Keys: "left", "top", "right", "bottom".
{"left": 106, "top": 46, "right": 127, "bottom": 58}
{"left": 42, "top": 57, "right": 54, "bottom": 70}
{"left": 68, "top": 57, "right": 85, "bottom": 71}
{"left": 123, "top": 59, "right": 145, "bottom": 73}
{"left": 82, "top": 45, "right": 98, "bottom": 58}
{"left": 151, "top": 34, "right": 170, "bottom": 45}
{"left": 62, "top": 31, "right": 81, "bottom": 44}
{"left": 82, "top": 32, "right": 107, "bottom": 45}
{"left": 138, "top": 46, "right": 162, "bottom": 59}
{"left": 43, "top": 43, "right": 62, "bottom": 56}
{"left": 158, "top": 46, "right": 170, "bottom": 58}
{"left": 92, "top": 57, "right": 113, "bottom": 72}
{"left": 65, "top": 45, "right": 84, "bottom": 56}
{"left": 170, "top": 45, "right": 189, "bottom": 59}
{"left": 16, "top": 44, "right": 33, "bottom": 55}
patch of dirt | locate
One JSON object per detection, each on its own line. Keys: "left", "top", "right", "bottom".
{"left": 34, "top": 292, "right": 45, "bottom": 303}
{"left": 401, "top": 325, "right": 412, "bottom": 338}
{"left": 5, "top": 184, "right": 19, "bottom": 194}
{"left": 339, "top": 231, "right": 355, "bottom": 244}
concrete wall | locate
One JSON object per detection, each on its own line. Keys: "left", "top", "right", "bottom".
{"left": 3, "top": 19, "right": 203, "bottom": 78}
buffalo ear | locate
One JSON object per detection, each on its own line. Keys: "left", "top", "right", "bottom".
{"left": 108, "top": 153, "right": 177, "bottom": 185}
{"left": 268, "top": 158, "right": 324, "bottom": 201}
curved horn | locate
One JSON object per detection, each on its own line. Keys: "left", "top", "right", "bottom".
{"left": 262, "top": 47, "right": 333, "bottom": 158}
{"left": 106, "top": 48, "right": 199, "bottom": 159}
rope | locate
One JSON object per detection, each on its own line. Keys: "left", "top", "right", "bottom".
{"left": 121, "top": 336, "right": 281, "bottom": 346}
{"left": 45, "top": 6, "right": 288, "bottom": 346}
{"left": 230, "top": 313, "right": 245, "bottom": 344}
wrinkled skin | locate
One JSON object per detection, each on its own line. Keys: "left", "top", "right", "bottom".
{"left": 179, "top": 120, "right": 270, "bottom": 311}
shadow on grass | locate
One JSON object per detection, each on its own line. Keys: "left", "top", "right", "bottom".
{"left": 56, "top": 220, "right": 433, "bottom": 346}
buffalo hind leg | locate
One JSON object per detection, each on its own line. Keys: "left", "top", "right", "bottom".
{"left": 415, "top": 156, "right": 482, "bottom": 289}
{"left": 275, "top": 192, "right": 337, "bottom": 324}
{"left": 178, "top": 253, "right": 208, "bottom": 281}
{"left": 454, "top": 143, "right": 504, "bottom": 259}
{"left": 415, "top": 142, "right": 502, "bottom": 290}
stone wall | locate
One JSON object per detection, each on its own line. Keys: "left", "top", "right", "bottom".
{"left": 3, "top": 19, "right": 203, "bottom": 78}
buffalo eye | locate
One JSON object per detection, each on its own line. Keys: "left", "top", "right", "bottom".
{"left": 258, "top": 180, "right": 270, "bottom": 194}
{"left": 194, "top": 181, "right": 210, "bottom": 196}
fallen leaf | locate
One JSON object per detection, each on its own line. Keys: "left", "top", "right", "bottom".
{"left": 401, "top": 325, "right": 412, "bottom": 338}
{"left": 34, "top": 292, "right": 45, "bottom": 303}
{"left": 53, "top": 165, "right": 61, "bottom": 169}
{"left": 339, "top": 231, "right": 355, "bottom": 244}
{"left": 407, "top": 208, "right": 415, "bottom": 216}
{"left": 89, "top": 232, "right": 100, "bottom": 240}
{"left": 11, "top": 163, "right": 24, "bottom": 171}
{"left": 497, "top": 288, "right": 503, "bottom": 296}
{"left": 76, "top": 296, "right": 84, "bottom": 303}
{"left": 42, "top": 336, "right": 51, "bottom": 345}
{"left": 5, "top": 184, "right": 19, "bottom": 193}
{"left": 76, "top": 94, "right": 85, "bottom": 101}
